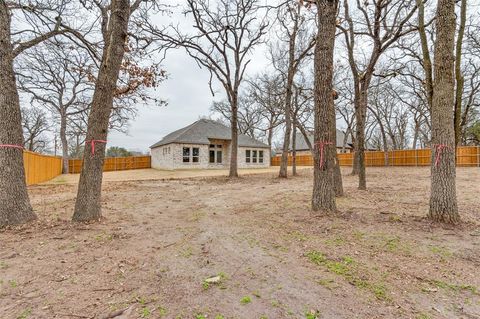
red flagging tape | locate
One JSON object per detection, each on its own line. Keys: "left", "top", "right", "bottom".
{"left": 433, "top": 144, "right": 449, "bottom": 168}
{"left": 314, "top": 141, "right": 333, "bottom": 170}
{"left": 85, "top": 140, "right": 107, "bottom": 156}
{"left": 0, "top": 144, "right": 24, "bottom": 150}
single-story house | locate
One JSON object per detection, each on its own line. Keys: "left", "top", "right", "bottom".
{"left": 150, "top": 119, "right": 271, "bottom": 170}
{"left": 291, "top": 130, "right": 354, "bottom": 155}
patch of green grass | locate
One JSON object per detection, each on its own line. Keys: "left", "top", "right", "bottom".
{"left": 305, "top": 251, "right": 326, "bottom": 265}
{"left": 430, "top": 280, "right": 477, "bottom": 294}
{"left": 0, "top": 261, "right": 8, "bottom": 269}
{"left": 416, "top": 313, "right": 432, "bottom": 319}
{"left": 316, "top": 279, "right": 337, "bottom": 290}
{"left": 429, "top": 245, "right": 453, "bottom": 259}
{"left": 9, "top": 279, "right": 18, "bottom": 288}
{"left": 288, "top": 230, "right": 308, "bottom": 242}
{"left": 139, "top": 307, "right": 151, "bottom": 318}
{"left": 195, "top": 314, "right": 206, "bottom": 319}
{"left": 240, "top": 296, "right": 252, "bottom": 304}
{"left": 16, "top": 308, "right": 32, "bottom": 319}
{"left": 179, "top": 247, "right": 193, "bottom": 258}
{"left": 202, "top": 281, "right": 210, "bottom": 290}
{"left": 325, "top": 236, "right": 346, "bottom": 246}
{"left": 215, "top": 315, "right": 225, "bottom": 319}
{"left": 384, "top": 236, "right": 400, "bottom": 252}
{"left": 157, "top": 306, "right": 167, "bottom": 317}
{"left": 305, "top": 250, "right": 390, "bottom": 301}
{"left": 305, "top": 310, "right": 321, "bottom": 319}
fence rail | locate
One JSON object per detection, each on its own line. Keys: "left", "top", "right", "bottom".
{"left": 68, "top": 155, "right": 151, "bottom": 174}
{"left": 23, "top": 150, "right": 63, "bottom": 186}
{"left": 271, "top": 146, "right": 480, "bottom": 167}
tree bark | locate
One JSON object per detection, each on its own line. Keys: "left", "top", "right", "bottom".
{"left": 0, "top": 2, "right": 35, "bottom": 227}
{"left": 312, "top": 0, "right": 337, "bottom": 213}
{"left": 334, "top": 153, "right": 344, "bottom": 197}
{"left": 73, "top": 0, "right": 130, "bottom": 222}
{"left": 292, "top": 122, "right": 297, "bottom": 176}
{"left": 453, "top": 0, "right": 466, "bottom": 147}
{"left": 229, "top": 93, "right": 239, "bottom": 178}
{"left": 428, "top": 0, "right": 459, "bottom": 223}
{"left": 356, "top": 90, "right": 368, "bottom": 189}
{"left": 60, "top": 113, "right": 69, "bottom": 174}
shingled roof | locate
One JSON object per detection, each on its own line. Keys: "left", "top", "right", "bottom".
{"left": 150, "top": 119, "right": 270, "bottom": 149}
{"left": 292, "top": 130, "right": 353, "bottom": 151}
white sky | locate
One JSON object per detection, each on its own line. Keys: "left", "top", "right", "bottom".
{"left": 108, "top": 3, "right": 272, "bottom": 153}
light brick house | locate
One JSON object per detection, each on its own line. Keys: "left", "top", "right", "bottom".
{"left": 150, "top": 119, "right": 270, "bottom": 170}
{"left": 292, "top": 130, "right": 354, "bottom": 155}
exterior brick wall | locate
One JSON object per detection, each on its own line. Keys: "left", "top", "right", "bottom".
{"left": 151, "top": 142, "right": 270, "bottom": 170}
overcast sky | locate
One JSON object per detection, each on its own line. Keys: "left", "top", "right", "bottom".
{"left": 108, "top": 4, "right": 271, "bottom": 154}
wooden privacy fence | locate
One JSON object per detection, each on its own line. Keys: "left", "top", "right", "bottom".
{"left": 23, "top": 150, "right": 63, "bottom": 186}
{"left": 271, "top": 146, "right": 480, "bottom": 167}
{"left": 68, "top": 155, "right": 151, "bottom": 174}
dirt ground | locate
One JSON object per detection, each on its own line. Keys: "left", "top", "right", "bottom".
{"left": 48, "top": 167, "right": 289, "bottom": 184}
{"left": 1, "top": 167, "right": 480, "bottom": 319}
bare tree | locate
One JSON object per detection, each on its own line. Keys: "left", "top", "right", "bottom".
{"left": 337, "top": 0, "right": 418, "bottom": 190}
{"left": 272, "top": 2, "right": 315, "bottom": 178}
{"left": 0, "top": 0, "right": 79, "bottom": 227}
{"left": 146, "top": 0, "right": 268, "bottom": 178}
{"left": 17, "top": 41, "right": 93, "bottom": 173}
{"left": 248, "top": 72, "right": 285, "bottom": 147}
{"left": 427, "top": 0, "right": 459, "bottom": 223}
{"left": 309, "top": 0, "right": 338, "bottom": 212}
{"left": 73, "top": 0, "right": 135, "bottom": 222}
{"left": 21, "top": 106, "right": 50, "bottom": 152}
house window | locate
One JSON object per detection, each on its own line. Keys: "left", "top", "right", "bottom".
{"left": 192, "top": 147, "right": 199, "bottom": 163}
{"left": 259, "top": 150, "right": 264, "bottom": 163}
{"left": 183, "top": 147, "right": 190, "bottom": 162}
{"left": 209, "top": 144, "right": 222, "bottom": 164}
{"left": 252, "top": 150, "right": 257, "bottom": 163}
{"left": 209, "top": 150, "right": 215, "bottom": 163}
{"left": 246, "top": 150, "right": 251, "bottom": 163}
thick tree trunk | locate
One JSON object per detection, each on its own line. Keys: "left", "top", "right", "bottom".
{"left": 0, "top": 2, "right": 35, "bottom": 227}
{"left": 334, "top": 153, "right": 344, "bottom": 197}
{"left": 312, "top": 0, "right": 337, "bottom": 212}
{"left": 453, "top": 0, "right": 466, "bottom": 147}
{"left": 292, "top": 122, "right": 297, "bottom": 176}
{"left": 356, "top": 91, "right": 368, "bottom": 189}
{"left": 60, "top": 113, "right": 69, "bottom": 174}
{"left": 229, "top": 95, "right": 239, "bottom": 178}
{"left": 73, "top": 0, "right": 130, "bottom": 222}
{"left": 428, "top": 0, "right": 459, "bottom": 223}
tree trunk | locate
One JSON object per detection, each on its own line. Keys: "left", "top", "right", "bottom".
{"left": 73, "top": 0, "right": 130, "bottom": 222}
{"left": 0, "top": 2, "right": 35, "bottom": 227}
{"left": 356, "top": 90, "right": 368, "bottom": 190}
{"left": 229, "top": 95, "right": 239, "bottom": 178}
{"left": 334, "top": 153, "right": 344, "bottom": 197}
{"left": 453, "top": 0, "right": 466, "bottom": 147}
{"left": 60, "top": 113, "right": 69, "bottom": 174}
{"left": 292, "top": 122, "right": 297, "bottom": 176}
{"left": 312, "top": 0, "right": 337, "bottom": 213}
{"left": 428, "top": 0, "right": 459, "bottom": 223}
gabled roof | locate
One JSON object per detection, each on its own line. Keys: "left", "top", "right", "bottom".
{"left": 150, "top": 119, "right": 270, "bottom": 149}
{"left": 293, "top": 130, "right": 353, "bottom": 151}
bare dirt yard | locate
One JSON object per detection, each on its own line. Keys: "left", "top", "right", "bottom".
{"left": 1, "top": 167, "right": 480, "bottom": 319}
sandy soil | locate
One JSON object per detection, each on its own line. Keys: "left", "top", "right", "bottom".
{"left": 1, "top": 167, "right": 479, "bottom": 319}
{"left": 48, "top": 167, "right": 293, "bottom": 184}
